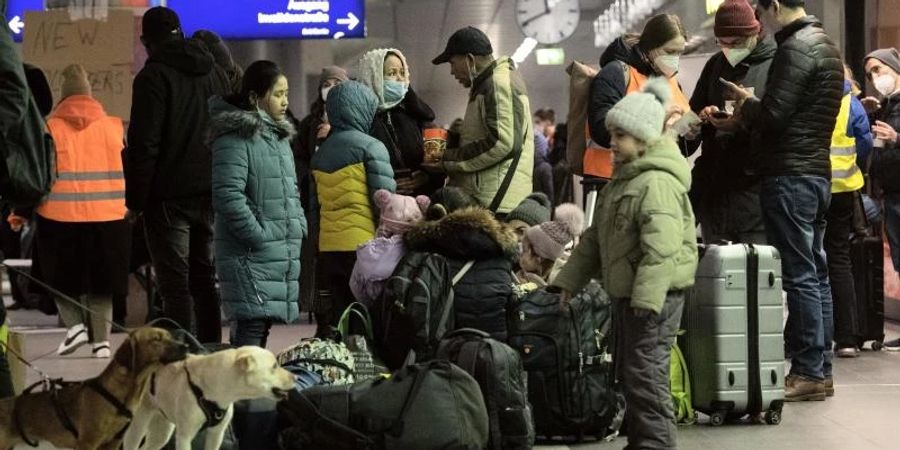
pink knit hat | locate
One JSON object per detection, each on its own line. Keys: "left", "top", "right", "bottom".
{"left": 524, "top": 204, "right": 585, "bottom": 261}
{"left": 374, "top": 189, "right": 430, "bottom": 237}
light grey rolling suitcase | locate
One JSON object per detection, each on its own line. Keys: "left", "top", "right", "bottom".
{"left": 681, "top": 243, "right": 785, "bottom": 426}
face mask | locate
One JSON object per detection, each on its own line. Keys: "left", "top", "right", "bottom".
{"left": 653, "top": 54, "right": 680, "bottom": 77}
{"left": 382, "top": 80, "right": 409, "bottom": 107}
{"left": 874, "top": 74, "right": 897, "bottom": 97}
{"left": 321, "top": 86, "right": 333, "bottom": 101}
{"left": 723, "top": 47, "right": 752, "bottom": 67}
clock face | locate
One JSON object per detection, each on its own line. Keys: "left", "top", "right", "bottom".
{"left": 516, "top": 0, "right": 581, "bottom": 44}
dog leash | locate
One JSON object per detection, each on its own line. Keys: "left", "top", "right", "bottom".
{"left": 2, "top": 263, "right": 130, "bottom": 333}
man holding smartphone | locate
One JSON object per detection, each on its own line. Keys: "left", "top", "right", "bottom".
{"left": 722, "top": 0, "right": 844, "bottom": 401}
{"left": 685, "top": 0, "right": 775, "bottom": 245}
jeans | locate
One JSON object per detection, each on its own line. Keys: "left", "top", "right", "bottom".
{"left": 696, "top": 185, "right": 768, "bottom": 245}
{"left": 615, "top": 292, "right": 684, "bottom": 450}
{"left": 230, "top": 319, "right": 272, "bottom": 348}
{"left": 883, "top": 193, "right": 900, "bottom": 272}
{"left": 761, "top": 176, "right": 832, "bottom": 379}
{"left": 144, "top": 198, "right": 222, "bottom": 343}
{"left": 825, "top": 192, "right": 860, "bottom": 348}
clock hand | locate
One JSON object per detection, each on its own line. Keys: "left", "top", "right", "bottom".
{"left": 521, "top": 1, "right": 552, "bottom": 28}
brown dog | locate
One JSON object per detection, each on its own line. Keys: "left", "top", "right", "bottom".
{"left": 0, "top": 327, "right": 188, "bottom": 450}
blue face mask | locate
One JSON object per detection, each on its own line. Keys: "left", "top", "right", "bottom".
{"left": 383, "top": 80, "right": 409, "bottom": 108}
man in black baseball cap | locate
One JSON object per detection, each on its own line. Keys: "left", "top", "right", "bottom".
{"left": 429, "top": 26, "right": 534, "bottom": 217}
{"left": 432, "top": 26, "right": 494, "bottom": 88}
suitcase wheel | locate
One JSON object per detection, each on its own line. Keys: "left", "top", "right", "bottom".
{"left": 764, "top": 409, "right": 782, "bottom": 425}
{"left": 710, "top": 411, "right": 727, "bottom": 427}
{"left": 872, "top": 341, "right": 884, "bottom": 351}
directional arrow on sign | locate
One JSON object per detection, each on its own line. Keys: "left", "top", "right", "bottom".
{"left": 8, "top": 16, "right": 23, "bottom": 35}
{"left": 336, "top": 12, "right": 359, "bottom": 31}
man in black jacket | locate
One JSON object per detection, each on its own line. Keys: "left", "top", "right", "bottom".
{"left": 123, "top": 7, "right": 230, "bottom": 343}
{"left": 725, "top": 0, "right": 844, "bottom": 401}
{"left": 864, "top": 48, "right": 900, "bottom": 351}
{"left": 688, "top": 0, "right": 775, "bottom": 245}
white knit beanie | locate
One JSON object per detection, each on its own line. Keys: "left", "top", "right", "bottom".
{"left": 605, "top": 77, "right": 671, "bottom": 142}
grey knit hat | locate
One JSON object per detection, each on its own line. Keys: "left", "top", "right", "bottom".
{"left": 506, "top": 193, "right": 551, "bottom": 227}
{"left": 525, "top": 204, "right": 585, "bottom": 260}
{"left": 605, "top": 77, "right": 671, "bottom": 142}
{"left": 866, "top": 48, "right": 900, "bottom": 76}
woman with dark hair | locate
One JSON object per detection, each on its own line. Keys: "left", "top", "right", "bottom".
{"left": 208, "top": 60, "right": 307, "bottom": 347}
{"left": 586, "top": 14, "right": 691, "bottom": 180}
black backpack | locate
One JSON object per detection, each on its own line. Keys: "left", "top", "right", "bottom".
{"left": 375, "top": 251, "right": 474, "bottom": 369}
{"left": 277, "top": 360, "right": 489, "bottom": 450}
{"left": 507, "top": 281, "right": 624, "bottom": 441}
{"left": 437, "top": 328, "right": 535, "bottom": 450}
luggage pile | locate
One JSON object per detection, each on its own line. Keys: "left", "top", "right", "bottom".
{"left": 273, "top": 249, "right": 623, "bottom": 449}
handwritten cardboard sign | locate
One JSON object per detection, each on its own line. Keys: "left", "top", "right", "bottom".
{"left": 23, "top": 10, "right": 135, "bottom": 120}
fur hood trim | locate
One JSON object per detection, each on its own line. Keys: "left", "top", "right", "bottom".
{"left": 404, "top": 207, "right": 519, "bottom": 261}
{"left": 206, "top": 96, "right": 296, "bottom": 145}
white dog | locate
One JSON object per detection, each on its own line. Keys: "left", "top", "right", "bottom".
{"left": 123, "top": 346, "right": 295, "bottom": 450}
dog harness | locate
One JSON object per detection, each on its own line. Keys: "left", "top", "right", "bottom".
{"left": 14, "top": 379, "right": 76, "bottom": 447}
{"left": 84, "top": 379, "right": 134, "bottom": 440}
{"left": 184, "top": 366, "right": 228, "bottom": 430}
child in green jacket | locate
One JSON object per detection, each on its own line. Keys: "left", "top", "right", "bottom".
{"left": 553, "top": 78, "right": 698, "bottom": 450}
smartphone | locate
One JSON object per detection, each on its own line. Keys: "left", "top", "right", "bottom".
{"left": 711, "top": 111, "right": 732, "bottom": 119}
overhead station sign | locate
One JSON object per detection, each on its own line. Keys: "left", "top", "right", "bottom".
{"left": 166, "top": 0, "right": 365, "bottom": 40}
{"left": 5, "top": 0, "right": 43, "bottom": 42}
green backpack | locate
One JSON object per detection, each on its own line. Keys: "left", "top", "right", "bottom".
{"left": 670, "top": 331, "right": 695, "bottom": 424}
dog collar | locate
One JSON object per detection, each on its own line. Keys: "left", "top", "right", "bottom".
{"left": 184, "top": 365, "right": 228, "bottom": 430}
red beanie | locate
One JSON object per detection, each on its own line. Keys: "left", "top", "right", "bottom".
{"left": 714, "top": 0, "right": 761, "bottom": 38}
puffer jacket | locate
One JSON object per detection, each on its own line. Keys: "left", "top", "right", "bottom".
{"left": 588, "top": 36, "right": 658, "bottom": 149}
{"left": 871, "top": 92, "right": 900, "bottom": 193}
{"left": 208, "top": 96, "right": 306, "bottom": 323}
{"left": 553, "top": 137, "right": 698, "bottom": 313}
{"left": 124, "top": 38, "right": 231, "bottom": 211}
{"left": 311, "top": 81, "right": 396, "bottom": 252}
{"left": 404, "top": 207, "right": 518, "bottom": 340}
{"left": 443, "top": 57, "right": 534, "bottom": 214}
{"left": 739, "top": 16, "right": 844, "bottom": 179}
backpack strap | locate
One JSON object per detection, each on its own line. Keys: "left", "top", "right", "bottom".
{"left": 670, "top": 331, "right": 695, "bottom": 424}
{"left": 452, "top": 260, "right": 476, "bottom": 286}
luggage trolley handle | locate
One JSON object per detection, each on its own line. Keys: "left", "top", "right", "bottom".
{"left": 744, "top": 244, "right": 763, "bottom": 415}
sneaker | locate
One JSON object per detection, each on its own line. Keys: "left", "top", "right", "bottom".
{"left": 785, "top": 373, "right": 826, "bottom": 402}
{"left": 57, "top": 324, "right": 88, "bottom": 356}
{"left": 92, "top": 342, "right": 111, "bottom": 359}
{"left": 884, "top": 338, "right": 900, "bottom": 352}
{"left": 836, "top": 346, "right": 859, "bottom": 358}
{"left": 825, "top": 377, "right": 834, "bottom": 397}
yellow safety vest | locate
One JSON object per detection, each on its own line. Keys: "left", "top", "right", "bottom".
{"left": 830, "top": 93, "right": 864, "bottom": 193}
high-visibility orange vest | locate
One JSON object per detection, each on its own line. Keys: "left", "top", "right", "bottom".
{"left": 583, "top": 65, "right": 690, "bottom": 178}
{"left": 37, "top": 95, "right": 126, "bottom": 222}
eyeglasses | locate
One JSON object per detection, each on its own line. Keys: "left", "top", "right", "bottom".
{"left": 715, "top": 38, "right": 748, "bottom": 48}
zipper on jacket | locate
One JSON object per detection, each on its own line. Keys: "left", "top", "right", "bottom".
{"left": 242, "top": 249, "right": 264, "bottom": 305}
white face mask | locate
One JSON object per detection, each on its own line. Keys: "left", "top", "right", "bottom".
{"left": 874, "top": 74, "right": 897, "bottom": 97}
{"left": 723, "top": 47, "right": 752, "bottom": 67}
{"left": 321, "top": 86, "right": 333, "bottom": 101}
{"left": 654, "top": 54, "right": 680, "bottom": 77}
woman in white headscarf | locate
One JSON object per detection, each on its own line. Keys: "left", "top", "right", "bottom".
{"left": 358, "top": 48, "right": 443, "bottom": 196}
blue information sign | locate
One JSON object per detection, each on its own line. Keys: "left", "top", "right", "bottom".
{"left": 5, "top": 0, "right": 44, "bottom": 42}
{"left": 166, "top": 0, "right": 365, "bottom": 40}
